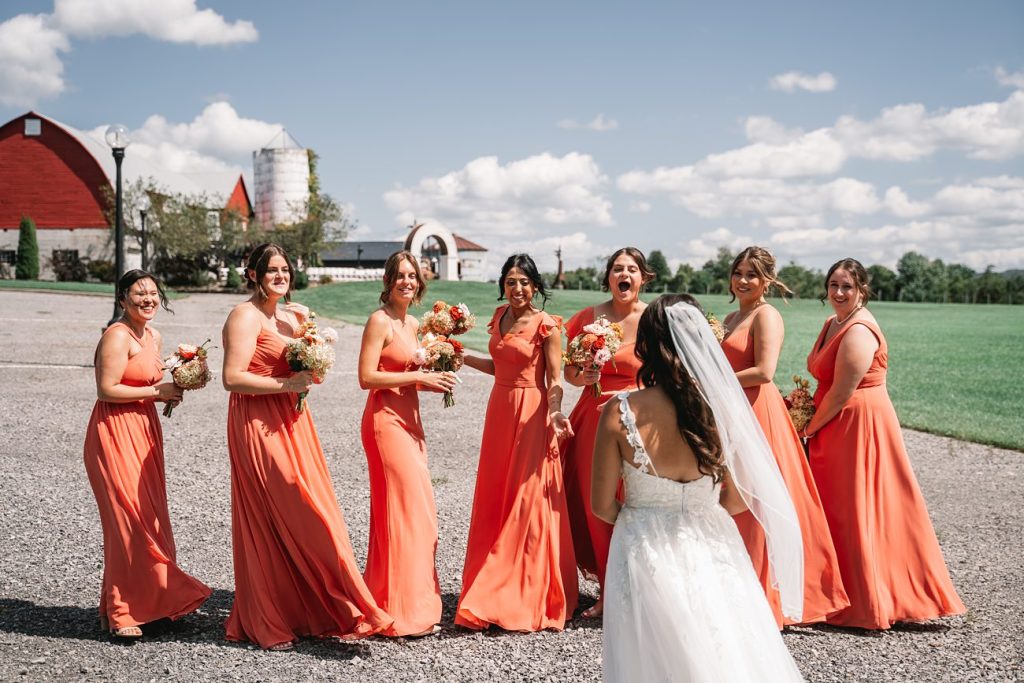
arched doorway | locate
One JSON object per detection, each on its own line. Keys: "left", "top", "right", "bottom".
{"left": 404, "top": 222, "right": 460, "bottom": 281}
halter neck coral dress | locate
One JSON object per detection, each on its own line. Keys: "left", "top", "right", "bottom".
{"left": 83, "top": 322, "right": 211, "bottom": 631}
{"left": 360, "top": 327, "right": 441, "bottom": 636}
{"left": 226, "top": 328, "right": 393, "bottom": 648}
{"left": 721, "top": 311, "right": 848, "bottom": 627}
{"left": 807, "top": 317, "right": 965, "bottom": 629}
{"left": 562, "top": 306, "right": 642, "bottom": 590}
{"left": 455, "top": 306, "right": 578, "bottom": 631}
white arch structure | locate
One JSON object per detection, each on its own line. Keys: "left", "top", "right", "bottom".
{"left": 404, "top": 222, "right": 460, "bottom": 281}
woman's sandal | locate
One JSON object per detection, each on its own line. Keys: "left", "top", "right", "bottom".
{"left": 406, "top": 625, "right": 442, "bottom": 638}
{"left": 267, "top": 640, "right": 295, "bottom": 652}
{"left": 110, "top": 625, "right": 143, "bottom": 639}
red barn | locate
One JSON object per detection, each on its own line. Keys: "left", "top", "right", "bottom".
{"left": 0, "top": 111, "right": 253, "bottom": 278}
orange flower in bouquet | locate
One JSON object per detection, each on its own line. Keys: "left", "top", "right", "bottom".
{"left": 285, "top": 312, "right": 338, "bottom": 413}
{"left": 564, "top": 316, "right": 623, "bottom": 396}
{"left": 784, "top": 374, "right": 816, "bottom": 433}
{"left": 162, "top": 339, "right": 214, "bottom": 417}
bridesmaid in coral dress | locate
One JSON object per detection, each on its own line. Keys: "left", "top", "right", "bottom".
{"left": 84, "top": 270, "right": 211, "bottom": 640}
{"left": 562, "top": 247, "right": 651, "bottom": 618}
{"left": 358, "top": 251, "right": 455, "bottom": 637}
{"left": 804, "top": 258, "right": 965, "bottom": 630}
{"left": 456, "top": 253, "right": 578, "bottom": 631}
{"left": 222, "top": 243, "right": 392, "bottom": 650}
{"left": 721, "top": 247, "right": 849, "bottom": 628}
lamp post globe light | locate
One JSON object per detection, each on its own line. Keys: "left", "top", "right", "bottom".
{"left": 105, "top": 124, "right": 130, "bottom": 326}
{"left": 138, "top": 192, "right": 151, "bottom": 271}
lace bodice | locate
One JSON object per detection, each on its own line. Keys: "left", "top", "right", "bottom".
{"left": 616, "top": 392, "right": 720, "bottom": 512}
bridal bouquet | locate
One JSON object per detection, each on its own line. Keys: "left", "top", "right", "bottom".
{"left": 162, "top": 339, "right": 214, "bottom": 418}
{"left": 285, "top": 312, "right": 338, "bottom": 413}
{"left": 412, "top": 333, "right": 465, "bottom": 408}
{"left": 564, "top": 316, "right": 624, "bottom": 396}
{"left": 415, "top": 301, "right": 474, "bottom": 408}
{"left": 784, "top": 374, "right": 816, "bottom": 433}
{"left": 420, "top": 300, "right": 477, "bottom": 336}
{"left": 705, "top": 310, "right": 726, "bottom": 342}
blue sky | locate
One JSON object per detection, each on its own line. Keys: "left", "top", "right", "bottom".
{"left": 2, "top": 1, "right": 1022, "bottom": 273}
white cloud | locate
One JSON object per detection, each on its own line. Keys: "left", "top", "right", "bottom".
{"left": 0, "top": 2, "right": 256, "bottom": 107}
{"left": 995, "top": 66, "right": 1024, "bottom": 90}
{"left": 884, "top": 187, "right": 930, "bottom": 218}
{"left": 744, "top": 116, "right": 803, "bottom": 144}
{"left": 769, "top": 71, "right": 837, "bottom": 93}
{"left": 628, "top": 200, "right": 651, "bottom": 213}
{"left": 557, "top": 113, "right": 619, "bottom": 132}
{"left": 679, "top": 227, "right": 755, "bottom": 266}
{"left": 0, "top": 14, "right": 70, "bottom": 107}
{"left": 53, "top": 0, "right": 257, "bottom": 45}
{"left": 384, "top": 152, "right": 614, "bottom": 239}
{"left": 86, "top": 101, "right": 281, "bottom": 176}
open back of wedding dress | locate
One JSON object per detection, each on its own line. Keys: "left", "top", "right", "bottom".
{"left": 602, "top": 392, "right": 804, "bottom": 683}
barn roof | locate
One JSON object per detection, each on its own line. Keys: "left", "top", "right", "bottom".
{"left": 320, "top": 241, "right": 404, "bottom": 262}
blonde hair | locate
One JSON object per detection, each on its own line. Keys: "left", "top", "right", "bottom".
{"left": 380, "top": 251, "right": 427, "bottom": 305}
{"left": 729, "top": 246, "right": 793, "bottom": 301}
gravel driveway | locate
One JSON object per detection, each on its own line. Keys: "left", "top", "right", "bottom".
{"left": 0, "top": 290, "right": 1020, "bottom": 682}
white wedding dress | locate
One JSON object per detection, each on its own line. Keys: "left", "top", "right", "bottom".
{"left": 602, "top": 393, "right": 804, "bottom": 683}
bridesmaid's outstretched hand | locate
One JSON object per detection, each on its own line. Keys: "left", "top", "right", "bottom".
{"left": 155, "top": 382, "right": 184, "bottom": 403}
{"left": 551, "top": 411, "right": 574, "bottom": 440}
{"left": 284, "top": 370, "right": 314, "bottom": 394}
{"left": 417, "top": 369, "right": 457, "bottom": 393}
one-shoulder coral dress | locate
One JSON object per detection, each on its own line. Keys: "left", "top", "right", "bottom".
{"left": 455, "top": 306, "right": 578, "bottom": 631}
{"left": 807, "top": 317, "right": 965, "bottom": 629}
{"left": 226, "top": 328, "right": 392, "bottom": 648}
{"left": 722, "top": 312, "right": 849, "bottom": 626}
{"left": 360, "top": 330, "right": 441, "bottom": 636}
{"left": 83, "top": 322, "right": 211, "bottom": 631}
{"left": 562, "top": 306, "right": 642, "bottom": 591}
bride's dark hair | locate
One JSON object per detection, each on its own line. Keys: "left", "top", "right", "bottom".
{"left": 634, "top": 294, "right": 726, "bottom": 483}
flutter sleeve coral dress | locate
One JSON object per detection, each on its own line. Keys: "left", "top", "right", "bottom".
{"left": 807, "top": 317, "right": 965, "bottom": 629}
{"left": 721, "top": 313, "right": 849, "bottom": 627}
{"left": 226, "top": 328, "right": 393, "bottom": 648}
{"left": 561, "top": 306, "right": 641, "bottom": 591}
{"left": 360, "top": 331, "right": 441, "bottom": 636}
{"left": 455, "top": 306, "right": 579, "bottom": 631}
{"left": 83, "top": 322, "right": 211, "bottom": 631}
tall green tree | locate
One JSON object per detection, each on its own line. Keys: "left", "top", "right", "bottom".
{"left": 777, "top": 261, "right": 821, "bottom": 298}
{"left": 945, "top": 264, "right": 977, "bottom": 304}
{"left": 975, "top": 266, "right": 1007, "bottom": 304}
{"left": 668, "top": 263, "right": 695, "bottom": 293}
{"left": 896, "top": 251, "right": 933, "bottom": 302}
{"left": 866, "top": 264, "right": 898, "bottom": 301}
{"left": 700, "top": 247, "right": 735, "bottom": 294}
{"left": 647, "top": 250, "right": 672, "bottom": 290}
{"left": 15, "top": 215, "right": 40, "bottom": 280}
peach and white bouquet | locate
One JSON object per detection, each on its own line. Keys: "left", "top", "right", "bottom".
{"left": 412, "top": 332, "right": 465, "bottom": 408}
{"left": 420, "top": 300, "right": 477, "bottom": 337}
{"left": 285, "top": 312, "right": 338, "bottom": 413}
{"left": 705, "top": 310, "right": 726, "bottom": 342}
{"left": 784, "top": 374, "right": 816, "bottom": 434}
{"left": 162, "top": 339, "right": 214, "bottom": 417}
{"left": 564, "top": 316, "right": 624, "bottom": 397}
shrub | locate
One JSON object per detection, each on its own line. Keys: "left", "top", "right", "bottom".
{"left": 318, "top": 274, "right": 333, "bottom": 285}
{"left": 294, "top": 269, "right": 309, "bottom": 290}
{"left": 15, "top": 216, "right": 39, "bottom": 280}
{"left": 226, "top": 265, "right": 243, "bottom": 289}
{"left": 50, "top": 250, "right": 88, "bottom": 282}
{"left": 87, "top": 259, "right": 116, "bottom": 283}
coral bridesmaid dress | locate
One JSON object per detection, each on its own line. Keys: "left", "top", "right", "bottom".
{"left": 455, "top": 306, "right": 578, "bottom": 631}
{"left": 226, "top": 329, "right": 393, "bottom": 648}
{"left": 721, "top": 314, "right": 849, "bottom": 627}
{"left": 562, "top": 306, "right": 641, "bottom": 590}
{"left": 83, "top": 323, "right": 211, "bottom": 631}
{"left": 360, "top": 332, "right": 441, "bottom": 636}
{"left": 807, "top": 318, "right": 965, "bottom": 629}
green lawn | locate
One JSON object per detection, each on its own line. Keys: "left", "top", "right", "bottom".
{"left": 300, "top": 281, "right": 1024, "bottom": 451}
{"left": 0, "top": 279, "right": 115, "bottom": 294}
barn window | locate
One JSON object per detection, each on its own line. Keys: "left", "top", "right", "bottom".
{"left": 24, "top": 118, "right": 41, "bottom": 136}
{"left": 0, "top": 249, "right": 15, "bottom": 265}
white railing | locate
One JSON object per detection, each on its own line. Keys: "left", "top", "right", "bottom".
{"left": 306, "top": 266, "right": 385, "bottom": 282}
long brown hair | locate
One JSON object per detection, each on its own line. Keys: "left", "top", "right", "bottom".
{"left": 380, "top": 250, "right": 427, "bottom": 305}
{"left": 728, "top": 246, "right": 793, "bottom": 302}
{"left": 245, "top": 243, "right": 294, "bottom": 303}
{"left": 634, "top": 294, "right": 726, "bottom": 483}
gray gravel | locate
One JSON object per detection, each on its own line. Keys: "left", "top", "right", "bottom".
{"left": 0, "top": 289, "right": 1021, "bottom": 682}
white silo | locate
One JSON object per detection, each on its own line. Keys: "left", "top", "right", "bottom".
{"left": 253, "top": 130, "right": 310, "bottom": 226}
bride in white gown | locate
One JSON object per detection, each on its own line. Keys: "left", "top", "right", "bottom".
{"left": 592, "top": 294, "right": 805, "bottom": 683}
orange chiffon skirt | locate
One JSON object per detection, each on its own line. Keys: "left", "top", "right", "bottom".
{"left": 455, "top": 383, "right": 578, "bottom": 631}
{"left": 361, "top": 388, "right": 441, "bottom": 636}
{"left": 809, "top": 386, "right": 966, "bottom": 629}
{"left": 226, "top": 392, "right": 393, "bottom": 647}
{"left": 733, "top": 383, "right": 849, "bottom": 627}
{"left": 83, "top": 400, "right": 211, "bottom": 630}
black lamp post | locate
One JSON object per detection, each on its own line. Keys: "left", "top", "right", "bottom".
{"left": 356, "top": 244, "right": 363, "bottom": 268}
{"left": 138, "top": 193, "right": 151, "bottom": 272}
{"left": 105, "top": 124, "right": 131, "bottom": 326}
